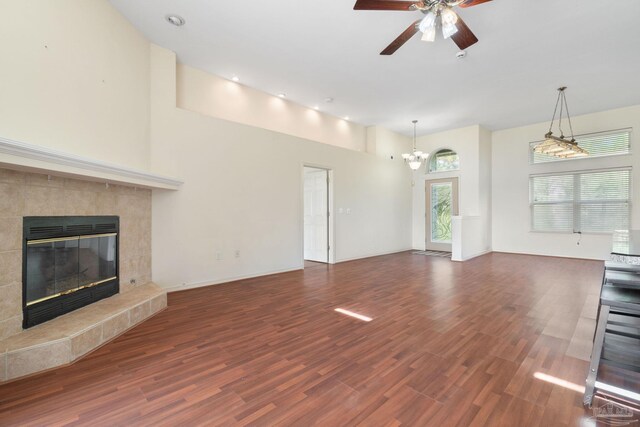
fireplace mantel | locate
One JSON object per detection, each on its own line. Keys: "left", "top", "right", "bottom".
{"left": 0, "top": 136, "right": 183, "bottom": 190}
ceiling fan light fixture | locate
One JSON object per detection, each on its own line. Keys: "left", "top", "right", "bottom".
{"left": 442, "top": 22, "right": 459, "bottom": 39}
{"left": 421, "top": 26, "right": 436, "bottom": 42}
{"left": 419, "top": 11, "right": 437, "bottom": 33}
{"left": 353, "top": 0, "right": 489, "bottom": 55}
{"left": 440, "top": 7, "right": 459, "bottom": 39}
{"left": 441, "top": 8, "right": 459, "bottom": 26}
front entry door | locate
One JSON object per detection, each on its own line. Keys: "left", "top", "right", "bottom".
{"left": 425, "top": 178, "right": 459, "bottom": 252}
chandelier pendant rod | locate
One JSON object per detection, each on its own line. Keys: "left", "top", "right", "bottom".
{"left": 563, "top": 89, "right": 576, "bottom": 141}
{"left": 547, "top": 89, "right": 562, "bottom": 135}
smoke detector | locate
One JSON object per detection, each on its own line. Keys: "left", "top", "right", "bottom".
{"left": 456, "top": 51, "right": 467, "bottom": 59}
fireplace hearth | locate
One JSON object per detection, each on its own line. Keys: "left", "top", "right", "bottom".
{"left": 23, "top": 216, "right": 119, "bottom": 328}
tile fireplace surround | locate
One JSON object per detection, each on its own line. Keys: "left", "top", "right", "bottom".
{"left": 0, "top": 167, "right": 166, "bottom": 383}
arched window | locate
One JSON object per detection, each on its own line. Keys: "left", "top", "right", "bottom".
{"left": 428, "top": 149, "right": 459, "bottom": 173}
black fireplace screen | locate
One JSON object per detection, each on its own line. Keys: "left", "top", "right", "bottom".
{"left": 26, "top": 234, "right": 117, "bottom": 305}
{"left": 23, "top": 216, "right": 119, "bottom": 328}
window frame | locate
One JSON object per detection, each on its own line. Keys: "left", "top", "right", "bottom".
{"left": 529, "top": 167, "right": 632, "bottom": 235}
{"left": 427, "top": 149, "right": 460, "bottom": 174}
{"left": 529, "top": 128, "right": 632, "bottom": 165}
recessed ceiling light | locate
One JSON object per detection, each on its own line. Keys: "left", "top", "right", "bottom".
{"left": 344, "top": 116, "right": 350, "bottom": 121}
{"left": 165, "top": 15, "right": 185, "bottom": 26}
{"left": 231, "top": 76, "right": 240, "bottom": 82}
{"left": 313, "top": 105, "right": 320, "bottom": 110}
{"left": 278, "top": 93, "right": 286, "bottom": 98}
{"left": 456, "top": 50, "right": 467, "bottom": 59}
{"left": 325, "top": 97, "right": 334, "bottom": 103}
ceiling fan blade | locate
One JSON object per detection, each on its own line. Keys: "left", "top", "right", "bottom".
{"left": 354, "top": 0, "right": 417, "bottom": 11}
{"left": 380, "top": 20, "right": 421, "bottom": 55}
{"left": 458, "top": 0, "right": 492, "bottom": 8}
{"left": 451, "top": 16, "right": 478, "bottom": 50}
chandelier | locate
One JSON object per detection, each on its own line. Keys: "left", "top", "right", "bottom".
{"left": 534, "top": 87, "right": 589, "bottom": 159}
{"left": 402, "top": 120, "right": 428, "bottom": 170}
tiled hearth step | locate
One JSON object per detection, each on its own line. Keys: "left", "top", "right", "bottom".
{"left": 0, "top": 283, "right": 167, "bottom": 383}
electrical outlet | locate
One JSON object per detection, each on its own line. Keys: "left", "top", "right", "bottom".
{"left": 235, "top": 250, "right": 240, "bottom": 258}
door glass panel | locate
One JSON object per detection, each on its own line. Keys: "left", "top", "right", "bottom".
{"left": 431, "top": 183, "right": 453, "bottom": 243}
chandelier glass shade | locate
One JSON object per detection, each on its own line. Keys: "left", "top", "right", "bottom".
{"left": 402, "top": 120, "right": 428, "bottom": 170}
{"left": 533, "top": 87, "right": 589, "bottom": 159}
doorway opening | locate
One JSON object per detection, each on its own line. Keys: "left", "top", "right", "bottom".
{"left": 303, "top": 166, "right": 332, "bottom": 265}
{"left": 425, "top": 177, "right": 459, "bottom": 253}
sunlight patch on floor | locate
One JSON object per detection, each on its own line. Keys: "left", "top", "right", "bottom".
{"left": 334, "top": 308, "right": 372, "bottom": 322}
{"left": 534, "top": 372, "right": 585, "bottom": 393}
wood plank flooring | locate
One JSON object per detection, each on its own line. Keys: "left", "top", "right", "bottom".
{"left": 0, "top": 252, "right": 635, "bottom": 426}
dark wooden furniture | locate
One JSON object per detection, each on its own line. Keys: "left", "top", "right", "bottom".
{"left": 584, "top": 232, "right": 640, "bottom": 406}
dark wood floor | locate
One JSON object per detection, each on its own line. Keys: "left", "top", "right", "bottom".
{"left": 0, "top": 252, "right": 634, "bottom": 426}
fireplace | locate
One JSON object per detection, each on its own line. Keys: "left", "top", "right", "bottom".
{"left": 23, "top": 216, "right": 119, "bottom": 328}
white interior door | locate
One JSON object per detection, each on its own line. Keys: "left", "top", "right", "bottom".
{"left": 425, "top": 178, "right": 459, "bottom": 252}
{"left": 304, "top": 168, "right": 328, "bottom": 263}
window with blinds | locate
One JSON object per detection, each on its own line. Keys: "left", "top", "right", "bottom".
{"left": 530, "top": 168, "right": 631, "bottom": 233}
{"left": 530, "top": 129, "right": 631, "bottom": 164}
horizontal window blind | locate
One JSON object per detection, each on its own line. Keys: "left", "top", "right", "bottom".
{"left": 530, "top": 129, "right": 631, "bottom": 164}
{"left": 531, "top": 174, "right": 573, "bottom": 203}
{"left": 530, "top": 168, "right": 631, "bottom": 233}
{"left": 532, "top": 204, "right": 574, "bottom": 232}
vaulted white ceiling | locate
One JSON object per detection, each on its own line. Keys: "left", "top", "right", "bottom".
{"left": 109, "top": 0, "right": 640, "bottom": 136}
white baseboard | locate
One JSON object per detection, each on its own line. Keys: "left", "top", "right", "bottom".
{"left": 164, "top": 265, "right": 304, "bottom": 293}
{"left": 164, "top": 249, "right": 416, "bottom": 293}
{"left": 452, "top": 250, "right": 492, "bottom": 262}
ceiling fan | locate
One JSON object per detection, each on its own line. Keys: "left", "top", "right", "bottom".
{"left": 353, "top": 0, "right": 492, "bottom": 55}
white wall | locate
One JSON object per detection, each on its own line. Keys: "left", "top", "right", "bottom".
{"left": 366, "top": 126, "right": 412, "bottom": 161}
{"left": 479, "top": 127, "right": 492, "bottom": 251}
{"left": 150, "top": 46, "right": 413, "bottom": 290}
{"left": 177, "top": 64, "right": 367, "bottom": 153}
{"left": 0, "top": 0, "right": 151, "bottom": 170}
{"left": 451, "top": 216, "right": 486, "bottom": 261}
{"left": 492, "top": 105, "right": 640, "bottom": 260}
{"left": 411, "top": 125, "right": 491, "bottom": 255}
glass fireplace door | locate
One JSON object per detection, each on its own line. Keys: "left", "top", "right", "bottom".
{"left": 25, "top": 233, "right": 117, "bottom": 306}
